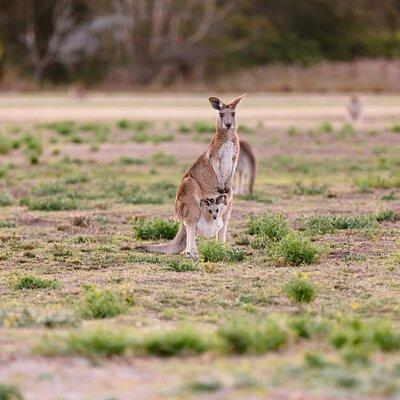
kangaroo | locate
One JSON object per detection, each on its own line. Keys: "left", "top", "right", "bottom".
{"left": 137, "top": 94, "right": 246, "bottom": 258}
{"left": 347, "top": 95, "right": 363, "bottom": 125}
{"left": 197, "top": 195, "right": 227, "bottom": 238}
{"left": 234, "top": 139, "right": 257, "bottom": 194}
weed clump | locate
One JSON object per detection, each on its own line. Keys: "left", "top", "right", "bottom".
{"left": 276, "top": 232, "right": 320, "bottom": 266}
{"left": 198, "top": 240, "right": 245, "bottom": 263}
{"left": 217, "top": 318, "right": 287, "bottom": 354}
{"left": 0, "top": 383, "right": 23, "bottom": 400}
{"left": 13, "top": 275, "right": 60, "bottom": 290}
{"left": 140, "top": 328, "right": 209, "bottom": 356}
{"left": 0, "top": 134, "right": 13, "bottom": 154}
{"left": 283, "top": 273, "right": 317, "bottom": 304}
{"left": 247, "top": 213, "right": 289, "bottom": 242}
{"left": 131, "top": 217, "right": 179, "bottom": 240}
{"left": 77, "top": 285, "right": 133, "bottom": 319}
{"left": 167, "top": 259, "right": 199, "bottom": 272}
{"left": 20, "top": 196, "right": 80, "bottom": 211}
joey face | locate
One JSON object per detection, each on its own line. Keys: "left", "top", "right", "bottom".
{"left": 209, "top": 94, "right": 246, "bottom": 132}
{"left": 200, "top": 195, "right": 227, "bottom": 220}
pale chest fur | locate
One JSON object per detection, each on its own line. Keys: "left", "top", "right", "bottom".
{"left": 196, "top": 215, "right": 224, "bottom": 238}
{"left": 218, "top": 140, "right": 237, "bottom": 181}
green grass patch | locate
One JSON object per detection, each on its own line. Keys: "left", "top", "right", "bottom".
{"left": 355, "top": 173, "right": 400, "bottom": 191}
{"left": 150, "top": 151, "right": 177, "bottom": 166}
{"left": 193, "top": 121, "right": 214, "bottom": 134}
{"left": 247, "top": 213, "right": 290, "bottom": 242}
{"left": 198, "top": 240, "right": 245, "bottom": 263}
{"left": 131, "top": 217, "right": 179, "bottom": 240}
{"left": 167, "top": 258, "right": 199, "bottom": 272}
{"left": 77, "top": 285, "right": 134, "bottom": 320}
{"left": 275, "top": 232, "right": 320, "bottom": 266}
{"left": 13, "top": 275, "right": 60, "bottom": 290}
{"left": 0, "top": 383, "right": 23, "bottom": 400}
{"left": 283, "top": 273, "right": 317, "bottom": 304}
{"left": 0, "top": 134, "right": 13, "bottom": 154}
{"left": 20, "top": 196, "right": 80, "bottom": 211}
{"left": 217, "top": 318, "right": 288, "bottom": 354}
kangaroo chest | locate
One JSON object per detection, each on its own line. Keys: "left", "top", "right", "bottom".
{"left": 218, "top": 140, "right": 237, "bottom": 181}
{"left": 197, "top": 215, "right": 224, "bottom": 237}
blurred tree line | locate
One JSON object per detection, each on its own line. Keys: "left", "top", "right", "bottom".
{"left": 1, "top": 0, "right": 400, "bottom": 87}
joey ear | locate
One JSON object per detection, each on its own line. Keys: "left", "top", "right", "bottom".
{"left": 209, "top": 96, "right": 224, "bottom": 110}
{"left": 200, "top": 199, "right": 210, "bottom": 207}
{"left": 216, "top": 195, "right": 227, "bottom": 205}
{"left": 228, "top": 94, "right": 246, "bottom": 110}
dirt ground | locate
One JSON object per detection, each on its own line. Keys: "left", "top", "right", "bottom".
{"left": 0, "top": 93, "right": 400, "bottom": 400}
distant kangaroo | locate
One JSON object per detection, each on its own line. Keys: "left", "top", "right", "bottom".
{"left": 234, "top": 139, "right": 257, "bottom": 194}
{"left": 137, "top": 94, "right": 246, "bottom": 258}
{"left": 347, "top": 95, "right": 363, "bottom": 125}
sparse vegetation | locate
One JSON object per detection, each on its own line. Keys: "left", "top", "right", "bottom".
{"left": 283, "top": 273, "right": 317, "bottom": 304}
{"left": 131, "top": 217, "right": 179, "bottom": 241}
{"left": 13, "top": 275, "right": 60, "bottom": 290}
{"left": 77, "top": 285, "right": 134, "bottom": 320}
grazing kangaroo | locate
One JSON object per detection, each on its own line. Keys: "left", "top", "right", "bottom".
{"left": 347, "top": 95, "right": 363, "bottom": 125}
{"left": 137, "top": 94, "right": 246, "bottom": 258}
{"left": 234, "top": 139, "right": 257, "bottom": 194}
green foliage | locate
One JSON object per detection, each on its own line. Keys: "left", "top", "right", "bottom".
{"left": 0, "top": 383, "right": 23, "bottom": 400}
{"left": 317, "top": 121, "right": 333, "bottom": 133}
{"left": 294, "top": 183, "right": 327, "bottom": 196}
{"left": 276, "top": 232, "right": 320, "bottom": 266}
{"left": 0, "top": 134, "right": 13, "bottom": 154}
{"left": 150, "top": 151, "right": 177, "bottom": 166}
{"left": 20, "top": 196, "right": 80, "bottom": 211}
{"left": 131, "top": 217, "right": 179, "bottom": 240}
{"left": 217, "top": 318, "right": 287, "bottom": 354}
{"left": 167, "top": 258, "right": 199, "bottom": 272}
{"left": 390, "top": 122, "right": 400, "bottom": 133}
{"left": 36, "top": 328, "right": 135, "bottom": 357}
{"left": 77, "top": 285, "right": 133, "bottom": 320}
{"left": 197, "top": 240, "right": 245, "bottom": 263}
{"left": 118, "top": 156, "right": 145, "bottom": 165}
{"left": 306, "top": 214, "right": 378, "bottom": 235}
{"left": 140, "top": 328, "right": 209, "bottom": 356}
{"left": 117, "top": 120, "right": 151, "bottom": 132}
{"left": 283, "top": 273, "right": 317, "bottom": 303}
{"left": 45, "top": 121, "right": 76, "bottom": 135}
{"left": 13, "top": 275, "right": 60, "bottom": 290}
{"left": 237, "top": 191, "right": 273, "bottom": 203}
{"left": 193, "top": 121, "right": 214, "bottom": 134}
{"left": 355, "top": 173, "right": 400, "bottom": 191}
{"left": 198, "top": 240, "right": 227, "bottom": 262}
{"left": 247, "top": 213, "right": 289, "bottom": 242}
{"left": 21, "top": 133, "right": 43, "bottom": 164}
{"left": 0, "top": 192, "right": 13, "bottom": 206}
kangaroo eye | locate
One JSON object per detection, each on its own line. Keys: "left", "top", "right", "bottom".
{"left": 209, "top": 210, "right": 212, "bottom": 214}
{"left": 232, "top": 112, "right": 236, "bottom": 117}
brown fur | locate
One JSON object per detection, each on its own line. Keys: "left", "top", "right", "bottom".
{"left": 137, "top": 94, "right": 246, "bottom": 258}
{"left": 235, "top": 140, "right": 257, "bottom": 194}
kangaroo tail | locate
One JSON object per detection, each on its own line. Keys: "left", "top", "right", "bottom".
{"left": 239, "top": 140, "right": 257, "bottom": 193}
{"left": 135, "top": 224, "right": 186, "bottom": 254}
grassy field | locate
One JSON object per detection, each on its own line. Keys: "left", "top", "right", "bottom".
{"left": 0, "top": 95, "right": 400, "bottom": 399}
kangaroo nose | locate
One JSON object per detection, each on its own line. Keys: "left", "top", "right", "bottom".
{"left": 213, "top": 215, "right": 217, "bottom": 220}
{"left": 225, "top": 122, "right": 232, "bottom": 128}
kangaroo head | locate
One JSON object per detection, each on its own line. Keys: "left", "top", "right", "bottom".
{"left": 200, "top": 195, "right": 227, "bottom": 220}
{"left": 209, "top": 94, "right": 246, "bottom": 132}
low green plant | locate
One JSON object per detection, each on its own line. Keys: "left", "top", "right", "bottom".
{"left": 35, "top": 327, "right": 135, "bottom": 356}
{"left": 276, "top": 232, "right": 320, "bottom": 266}
{"left": 132, "top": 217, "right": 179, "bottom": 241}
{"left": 0, "top": 134, "right": 13, "bottom": 154}
{"left": 0, "top": 192, "right": 13, "bottom": 206}
{"left": 390, "top": 122, "right": 400, "bottom": 133}
{"left": 45, "top": 120, "right": 76, "bottom": 135}
{"left": 13, "top": 275, "right": 60, "bottom": 290}
{"left": 0, "top": 383, "right": 23, "bottom": 400}
{"left": 355, "top": 173, "right": 400, "bottom": 191}
{"left": 247, "top": 213, "right": 289, "bottom": 242}
{"left": 77, "top": 285, "right": 133, "bottom": 319}
{"left": 217, "top": 318, "right": 287, "bottom": 354}
{"left": 193, "top": 121, "right": 214, "bottom": 134}
{"left": 167, "top": 259, "right": 199, "bottom": 272}
{"left": 294, "top": 183, "right": 327, "bottom": 196}
{"left": 118, "top": 156, "right": 145, "bottom": 165}
{"left": 318, "top": 121, "right": 333, "bottom": 133}
{"left": 20, "top": 196, "right": 80, "bottom": 211}
{"left": 198, "top": 240, "right": 227, "bottom": 262}
{"left": 140, "top": 327, "right": 209, "bottom": 356}
{"left": 150, "top": 151, "right": 177, "bottom": 166}
{"left": 283, "top": 273, "right": 317, "bottom": 303}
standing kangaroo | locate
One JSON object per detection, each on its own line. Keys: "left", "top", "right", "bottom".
{"left": 137, "top": 94, "right": 246, "bottom": 258}
{"left": 234, "top": 139, "right": 257, "bottom": 194}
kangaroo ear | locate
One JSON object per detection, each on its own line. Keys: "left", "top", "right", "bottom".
{"left": 209, "top": 96, "right": 224, "bottom": 110}
{"left": 216, "top": 195, "right": 227, "bottom": 205}
{"left": 228, "top": 94, "right": 246, "bottom": 110}
{"left": 200, "top": 199, "right": 210, "bottom": 207}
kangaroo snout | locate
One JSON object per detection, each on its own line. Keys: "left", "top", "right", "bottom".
{"left": 225, "top": 122, "right": 232, "bottom": 128}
